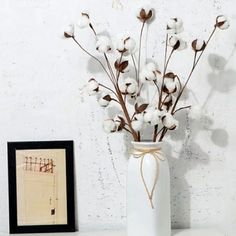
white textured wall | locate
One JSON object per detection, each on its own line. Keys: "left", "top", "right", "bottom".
{"left": 0, "top": 0, "right": 236, "bottom": 234}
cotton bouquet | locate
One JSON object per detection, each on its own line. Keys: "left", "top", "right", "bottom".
{"left": 64, "top": 8, "right": 229, "bottom": 142}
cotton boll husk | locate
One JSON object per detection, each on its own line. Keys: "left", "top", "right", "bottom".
{"left": 136, "top": 4, "right": 154, "bottom": 23}
{"left": 103, "top": 119, "right": 117, "bottom": 133}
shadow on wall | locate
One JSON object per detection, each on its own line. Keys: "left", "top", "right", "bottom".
{"left": 168, "top": 49, "right": 236, "bottom": 229}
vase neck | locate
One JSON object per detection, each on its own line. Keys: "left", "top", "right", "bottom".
{"left": 131, "top": 141, "right": 162, "bottom": 150}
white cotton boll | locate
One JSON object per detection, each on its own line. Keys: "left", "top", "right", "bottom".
{"left": 140, "top": 62, "right": 160, "bottom": 82}
{"left": 220, "top": 21, "right": 230, "bottom": 30}
{"left": 125, "top": 38, "right": 136, "bottom": 53}
{"left": 116, "top": 36, "right": 136, "bottom": 55}
{"left": 64, "top": 24, "right": 74, "bottom": 37}
{"left": 117, "top": 40, "right": 125, "bottom": 52}
{"left": 216, "top": 15, "right": 230, "bottom": 30}
{"left": 169, "top": 36, "right": 186, "bottom": 50}
{"left": 77, "top": 13, "right": 90, "bottom": 28}
{"left": 127, "top": 83, "right": 138, "bottom": 94}
{"left": 146, "top": 62, "right": 157, "bottom": 71}
{"left": 151, "top": 109, "right": 164, "bottom": 125}
{"left": 143, "top": 107, "right": 155, "bottom": 123}
{"left": 103, "top": 119, "right": 117, "bottom": 133}
{"left": 164, "top": 80, "right": 177, "bottom": 93}
{"left": 98, "top": 93, "right": 110, "bottom": 107}
{"left": 175, "top": 18, "right": 183, "bottom": 29}
{"left": 132, "top": 120, "right": 143, "bottom": 131}
{"left": 96, "top": 35, "right": 112, "bottom": 53}
{"left": 169, "top": 36, "right": 178, "bottom": 47}
{"left": 120, "top": 77, "right": 138, "bottom": 94}
{"left": 87, "top": 79, "right": 99, "bottom": 95}
{"left": 162, "top": 113, "right": 179, "bottom": 130}
{"left": 134, "top": 113, "right": 144, "bottom": 122}
{"left": 195, "top": 40, "right": 205, "bottom": 50}
{"left": 167, "top": 19, "right": 176, "bottom": 29}
{"left": 167, "top": 18, "right": 184, "bottom": 34}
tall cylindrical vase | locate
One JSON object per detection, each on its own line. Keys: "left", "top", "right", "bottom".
{"left": 127, "top": 141, "right": 171, "bottom": 236}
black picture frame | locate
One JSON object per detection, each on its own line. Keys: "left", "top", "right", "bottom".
{"left": 8, "top": 140, "right": 75, "bottom": 234}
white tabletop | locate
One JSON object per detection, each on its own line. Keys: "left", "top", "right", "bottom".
{"left": 0, "top": 229, "right": 225, "bottom": 236}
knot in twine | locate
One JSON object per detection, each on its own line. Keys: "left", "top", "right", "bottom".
{"left": 131, "top": 147, "right": 165, "bottom": 209}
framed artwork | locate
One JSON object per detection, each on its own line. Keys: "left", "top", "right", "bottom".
{"left": 8, "top": 140, "right": 75, "bottom": 234}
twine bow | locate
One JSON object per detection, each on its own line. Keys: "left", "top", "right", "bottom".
{"left": 131, "top": 147, "right": 165, "bottom": 209}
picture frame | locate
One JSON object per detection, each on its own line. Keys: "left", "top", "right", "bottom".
{"left": 8, "top": 140, "right": 75, "bottom": 234}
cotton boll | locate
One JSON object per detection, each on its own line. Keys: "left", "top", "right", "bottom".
{"left": 96, "top": 35, "right": 112, "bottom": 53}
{"left": 151, "top": 109, "right": 164, "bottom": 125}
{"left": 131, "top": 120, "right": 143, "bottom": 131}
{"left": 162, "top": 113, "right": 179, "bottom": 130}
{"left": 132, "top": 113, "right": 144, "bottom": 131}
{"left": 169, "top": 36, "right": 186, "bottom": 50}
{"left": 195, "top": 39, "right": 205, "bottom": 51}
{"left": 103, "top": 119, "right": 117, "bottom": 133}
{"left": 167, "top": 18, "right": 183, "bottom": 34}
{"left": 77, "top": 13, "right": 90, "bottom": 28}
{"left": 98, "top": 93, "right": 111, "bottom": 107}
{"left": 143, "top": 108, "right": 154, "bottom": 123}
{"left": 164, "top": 80, "right": 177, "bottom": 94}
{"left": 64, "top": 24, "right": 74, "bottom": 38}
{"left": 216, "top": 15, "right": 230, "bottom": 30}
{"left": 143, "top": 107, "right": 157, "bottom": 123}
{"left": 192, "top": 39, "right": 206, "bottom": 52}
{"left": 169, "top": 36, "right": 179, "bottom": 47}
{"left": 117, "top": 36, "right": 136, "bottom": 55}
{"left": 140, "top": 62, "right": 161, "bottom": 82}
{"left": 120, "top": 77, "right": 138, "bottom": 95}
{"left": 134, "top": 113, "right": 144, "bottom": 122}
{"left": 87, "top": 79, "right": 99, "bottom": 95}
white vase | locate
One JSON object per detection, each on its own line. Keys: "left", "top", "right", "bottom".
{"left": 127, "top": 141, "right": 171, "bottom": 236}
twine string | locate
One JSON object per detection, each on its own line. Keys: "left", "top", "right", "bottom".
{"left": 131, "top": 148, "right": 165, "bottom": 209}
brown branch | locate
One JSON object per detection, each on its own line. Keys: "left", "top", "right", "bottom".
{"left": 171, "top": 26, "right": 217, "bottom": 114}
{"left": 99, "top": 83, "right": 118, "bottom": 97}
{"left": 137, "top": 22, "right": 146, "bottom": 85}
{"left": 153, "top": 125, "right": 158, "bottom": 142}
{"left": 131, "top": 54, "right": 138, "bottom": 81}
{"left": 159, "top": 47, "right": 174, "bottom": 109}
{"left": 173, "top": 105, "right": 191, "bottom": 114}
{"left": 71, "top": 36, "right": 112, "bottom": 81}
